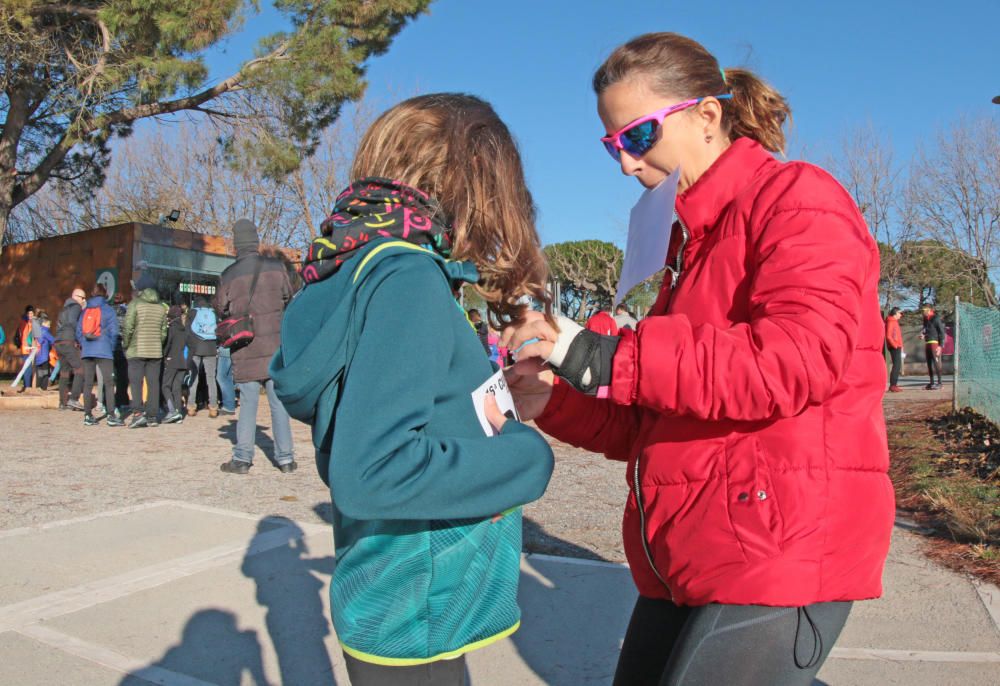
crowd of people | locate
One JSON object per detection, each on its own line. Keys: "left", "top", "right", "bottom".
{"left": 14, "top": 280, "right": 233, "bottom": 428}
{"left": 10, "top": 220, "right": 298, "bottom": 474}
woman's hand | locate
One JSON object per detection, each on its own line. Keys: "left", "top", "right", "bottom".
{"left": 501, "top": 311, "right": 558, "bottom": 362}
{"left": 504, "top": 358, "right": 555, "bottom": 421}
{"left": 484, "top": 392, "right": 508, "bottom": 433}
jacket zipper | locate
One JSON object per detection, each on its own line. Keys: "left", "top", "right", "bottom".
{"left": 633, "top": 456, "right": 671, "bottom": 592}
{"left": 663, "top": 217, "right": 690, "bottom": 306}
{"left": 631, "top": 215, "right": 689, "bottom": 596}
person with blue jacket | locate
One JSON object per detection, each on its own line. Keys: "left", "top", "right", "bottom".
{"left": 271, "top": 94, "right": 555, "bottom": 685}
{"left": 33, "top": 314, "right": 56, "bottom": 391}
{"left": 76, "top": 283, "right": 122, "bottom": 426}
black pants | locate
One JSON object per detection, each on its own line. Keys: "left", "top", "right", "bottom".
{"left": 613, "top": 597, "right": 852, "bottom": 686}
{"left": 343, "top": 653, "right": 467, "bottom": 686}
{"left": 889, "top": 347, "right": 902, "bottom": 387}
{"left": 55, "top": 341, "right": 84, "bottom": 405}
{"left": 163, "top": 368, "right": 186, "bottom": 413}
{"left": 128, "top": 357, "right": 162, "bottom": 418}
{"left": 925, "top": 343, "right": 942, "bottom": 384}
{"left": 114, "top": 345, "right": 130, "bottom": 409}
{"left": 35, "top": 362, "right": 51, "bottom": 390}
{"left": 83, "top": 358, "right": 115, "bottom": 417}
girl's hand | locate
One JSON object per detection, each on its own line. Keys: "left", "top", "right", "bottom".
{"left": 484, "top": 392, "right": 508, "bottom": 433}
{"left": 502, "top": 311, "right": 558, "bottom": 362}
{"left": 505, "top": 358, "right": 555, "bottom": 421}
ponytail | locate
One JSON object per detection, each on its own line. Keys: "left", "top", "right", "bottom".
{"left": 595, "top": 33, "right": 791, "bottom": 154}
{"left": 720, "top": 68, "right": 790, "bottom": 154}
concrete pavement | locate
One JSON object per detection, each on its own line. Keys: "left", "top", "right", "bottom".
{"left": 1, "top": 499, "right": 998, "bottom": 685}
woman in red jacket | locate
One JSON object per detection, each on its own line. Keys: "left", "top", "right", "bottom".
{"left": 505, "top": 33, "right": 894, "bottom": 685}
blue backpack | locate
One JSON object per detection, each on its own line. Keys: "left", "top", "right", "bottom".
{"left": 190, "top": 307, "right": 217, "bottom": 341}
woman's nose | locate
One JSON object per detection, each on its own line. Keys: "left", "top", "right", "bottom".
{"left": 619, "top": 152, "right": 642, "bottom": 176}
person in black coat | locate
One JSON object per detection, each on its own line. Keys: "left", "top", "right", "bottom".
{"left": 920, "top": 304, "right": 948, "bottom": 390}
{"left": 162, "top": 305, "right": 189, "bottom": 424}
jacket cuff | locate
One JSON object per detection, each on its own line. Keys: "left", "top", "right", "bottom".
{"left": 609, "top": 326, "right": 639, "bottom": 406}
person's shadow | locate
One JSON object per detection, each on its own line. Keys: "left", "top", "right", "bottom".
{"left": 118, "top": 609, "right": 270, "bottom": 686}
{"left": 511, "top": 516, "right": 634, "bottom": 685}
{"left": 242, "top": 516, "right": 338, "bottom": 686}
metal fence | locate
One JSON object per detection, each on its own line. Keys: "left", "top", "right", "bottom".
{"left": 954, "top": 298, "right": 1000, "bottom": 424}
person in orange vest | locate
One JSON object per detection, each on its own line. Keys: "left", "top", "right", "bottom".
{"left": 885, "top": 307, "right": 903, "bottom": 392}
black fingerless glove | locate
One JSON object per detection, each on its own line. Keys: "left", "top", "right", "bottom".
{"left": 551, "top": 330, "right": 620, "bottom": 396}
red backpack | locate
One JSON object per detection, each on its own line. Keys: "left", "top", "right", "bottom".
{"left": 81, "top": 306, "right": 103, "bottom": 341}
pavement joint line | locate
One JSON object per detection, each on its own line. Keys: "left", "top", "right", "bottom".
{"left": 830, "top": 647, "right": 1000, "bottom": 663}
{"left": 15, "top": 624, "right": 217, "bottom": 686}
{"left": 525, "top": 552, "right": 630, "bottom": 570}
{"left": 0, "top": 524, "right": 310, "bottom": 632}
{"left": 972, "top": 579, "right": 1000, "bottom": 634}
{"left": 0, "top": 501, "right": 175, "bottom": 539}
{"left": 155, "top": 500, "right": 330, "bottom": 535}
{"left": 0, "top": 500, "right": 330, "bottom": 540}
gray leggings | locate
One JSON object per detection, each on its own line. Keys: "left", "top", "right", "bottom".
{"left": 613, "top": 596, "right": 851, "bottom": 686}
{"left": 343, "top": 653, "right": 467, "bottom": 686}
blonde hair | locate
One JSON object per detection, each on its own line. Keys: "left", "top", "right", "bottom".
{"left": 593, "top": 33, "right": 791, "bottom": 154}
{"left": 351, "top": 93, "right": 550, "bottom": 326}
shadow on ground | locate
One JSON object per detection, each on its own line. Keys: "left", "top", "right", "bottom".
{"left": 217, "top": 419, "right": 280, "bottom": 466}
{"left": 120, "top": 515, "right": 337, "bottom": 686}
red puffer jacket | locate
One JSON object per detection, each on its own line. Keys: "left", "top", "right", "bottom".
{"left": 537, "top": 138, "right": 894, "bottom": 606}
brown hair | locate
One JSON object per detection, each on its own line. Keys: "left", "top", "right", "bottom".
{"left": 90, "top": 283, "right": 107, "bottom": 299}
{"left": 593, "top": 33, "right": 791, "bottom": 154}
{"left": 350, "top": 93, "right": 550, "bottom": 326}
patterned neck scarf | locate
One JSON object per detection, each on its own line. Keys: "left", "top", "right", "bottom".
{"left": 301, "top": 177, "right": 453, "bottom": 284}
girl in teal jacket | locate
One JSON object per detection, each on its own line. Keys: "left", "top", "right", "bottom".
{"left": 272, "top": 94, "right": 555, "bottom": 684}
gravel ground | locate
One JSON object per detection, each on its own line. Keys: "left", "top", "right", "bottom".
{"left": 2, "top": 384, "right": 940, "bottom": 564}
{"left": 0, "top": 398, "right": 628, "bottom": 561}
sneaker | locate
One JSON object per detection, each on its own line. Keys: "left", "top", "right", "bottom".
{"left": 218, "top": 407, "right": 236, "bottom": 416}
{"left": 59, "top": 404, "right": 69, "bottom": 411}
{"left": 83, "top": 414, "right": 99, "bottom": 426}
{"left": 67, "top": 399, "right": 85, "bottom": 411}
{"left": 128, "top": 413, "right": 148, "bottom": 429}
{"left": 106, "top": 414, "right": 125, "bottom": 427}
{"left": 924, "top": 383, "right": 935, "bottom": 390}
{"left": 95, "top": 402, "right": 105, "bottom": 416}
{"left": 888, "top": 385, "right": 903, "bottom": 393}
{"left": 162, "top": 410, "right": 184, "bottom": 424}
{"left": 147, "top": 416, "right": 160, "bottom": 427}
{"left": 931, "top": 383, "right": 942, "bottom": 390}
{"left": 220, "top": 460, "right": 251, "bottom": 474}
{"left": 208, "top": 406, "right": 219, "bottom": 418}
{"left": 278, "top": 461, "right": 298, "bottom": 474}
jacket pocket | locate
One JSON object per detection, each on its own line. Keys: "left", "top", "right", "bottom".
{"left": 724, "top": 434, "right": 784, "bottom": 561}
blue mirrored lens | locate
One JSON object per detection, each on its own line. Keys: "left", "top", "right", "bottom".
{"left": 621, "top": 120, "right": 659, "bottom": 157}
{"left": 603, "top": 140, "right": 621, "bottom": 161}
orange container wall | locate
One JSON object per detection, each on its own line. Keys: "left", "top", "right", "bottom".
{"left": 0, "top": 224, "right": 137, "bottom": 374}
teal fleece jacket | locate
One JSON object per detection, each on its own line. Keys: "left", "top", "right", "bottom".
{"left": 271, "top": 239, "right": 554, "bottom": 664}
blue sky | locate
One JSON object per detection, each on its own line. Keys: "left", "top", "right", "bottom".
{"left": 195, "top": 0, "right": 1000, "bottom": 247}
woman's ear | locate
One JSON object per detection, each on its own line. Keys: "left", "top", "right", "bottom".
{"left": 695, "top": 98, "right": 725, "bottom": 136}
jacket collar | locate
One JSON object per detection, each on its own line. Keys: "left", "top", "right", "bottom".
{"left": 675, "top": 138, "right": 777, "bottom": 242}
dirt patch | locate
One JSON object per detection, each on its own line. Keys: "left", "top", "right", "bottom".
{"left": 888, "top": 400, "right": 1000, "bottom": 585}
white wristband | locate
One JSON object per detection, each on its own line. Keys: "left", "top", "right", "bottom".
{"left": 545, "top": 316, "right": 595, "bottom": 387}
{"left": 545, "top": 316, "right": 583, "bottom": 367}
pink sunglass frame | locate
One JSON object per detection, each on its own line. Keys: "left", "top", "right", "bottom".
{"left": 600, "top": 95, "right": 731, "bottom": 160}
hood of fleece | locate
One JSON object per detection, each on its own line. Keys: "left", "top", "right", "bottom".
{"left": 138, "top": 288, "right": 160, "bottom": 304}
{"left": 270, "top": 239, "right": 478, "bottom": 484}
